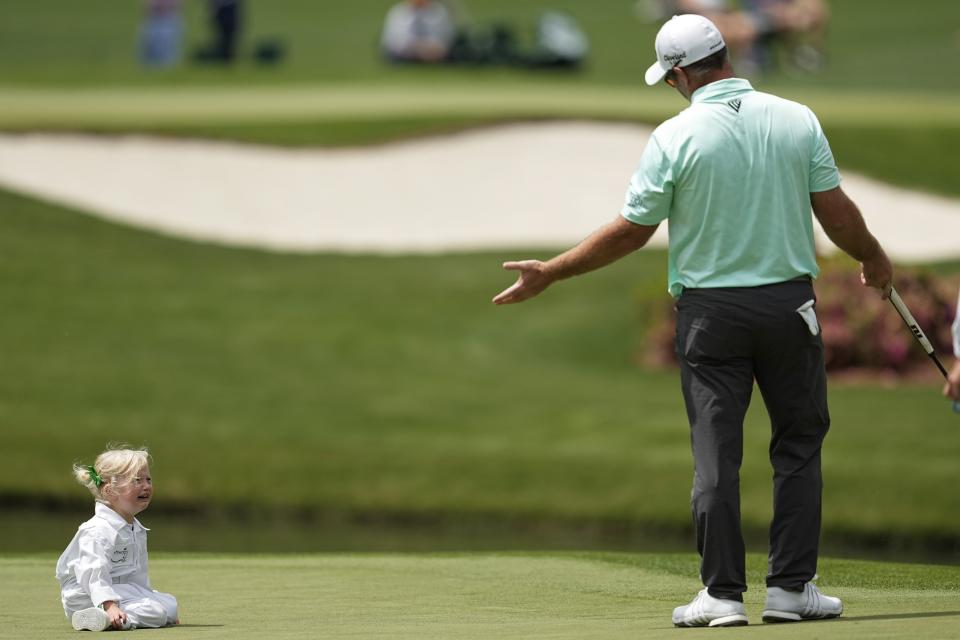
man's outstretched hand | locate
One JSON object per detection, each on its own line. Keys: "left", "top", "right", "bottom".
{"left": 492, "top": 260, "right": 555, "bottom": 305}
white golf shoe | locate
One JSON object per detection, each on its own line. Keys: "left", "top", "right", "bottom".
{"left": 71, "top": 607, "right": 111, "bottom": 632}
{"left": 672, "top": 588, "right": 749, "bottom": 627}
{"left": 763, "top": 582, "right": 843, "bottom": 622}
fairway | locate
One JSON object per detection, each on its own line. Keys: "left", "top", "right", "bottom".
{"left": 6, "top": 552, "right": 959, "bottom": 639}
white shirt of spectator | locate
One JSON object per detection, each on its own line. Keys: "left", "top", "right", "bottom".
{"left": 56, "top": 501, "right": 152, "bottom": 607}
{"left": 381, "top": 1, "right": 455, "bottom": 60}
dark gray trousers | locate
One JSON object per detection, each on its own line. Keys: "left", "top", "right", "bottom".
{"left": 674, "top": 279, "right": 830, "bottom": 601}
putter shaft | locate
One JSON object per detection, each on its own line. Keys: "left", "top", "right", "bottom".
{"left": 889, "top": 287, "right": 949, "bottom": 380}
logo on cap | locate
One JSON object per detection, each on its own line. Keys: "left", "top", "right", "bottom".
{"left": 663, "top": 51, "right": 686, "bottom": 65}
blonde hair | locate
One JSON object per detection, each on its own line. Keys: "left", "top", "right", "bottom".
{"left": 73, "top": 445, "right": 151, "bottom": 500}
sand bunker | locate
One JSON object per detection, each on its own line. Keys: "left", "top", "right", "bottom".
{"left": 0, "top": 123, "right": 957, "bottom": 260}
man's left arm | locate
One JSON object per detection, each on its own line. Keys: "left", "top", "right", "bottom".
{"left": 810, "top": 186, "right": 892, "bottom": 296}
{"left": 491, "top": 216, "right": 659, "bottom": 305}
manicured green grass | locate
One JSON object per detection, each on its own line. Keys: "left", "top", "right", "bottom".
{"left": 7, "top": 552, "right": 960, "bottom": 638}
{"left": 822, "top": 124, "right": 960, "bottom": 198}
{"left": 1, "top": 188, "right": 958, "bottom": 552}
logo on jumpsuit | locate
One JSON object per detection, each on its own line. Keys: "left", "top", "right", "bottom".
{"left": 111, "top": 547, "right": 129, "bottom": 564}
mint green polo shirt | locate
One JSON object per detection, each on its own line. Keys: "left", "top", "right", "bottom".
{"left": 622, "top": 78, "right": 840, "bottom": 297}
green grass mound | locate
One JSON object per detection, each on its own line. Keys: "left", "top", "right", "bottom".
{"left": 1, "top": 188, "right": 959, "bottom": 554}
{"left": 8, "top": 552, "right": 960, "bottom": 638}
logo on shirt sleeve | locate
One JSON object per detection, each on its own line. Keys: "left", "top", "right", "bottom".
{"left": 627, "top": 191, "right": 644, "bottom": 210}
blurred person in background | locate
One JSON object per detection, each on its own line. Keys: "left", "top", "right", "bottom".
{"left": 210, "top": 0, "right": 243, "bottom": 62}
{"left": 639, "top": 0, "right": 829, "bottom": 74}
{"left": 140, "top": 0, "right": 182, "bottom": 68}
{"left": 525, "top": 12, "right": 590, "bottom": 69}
{"left": 741, "top": 0, "right": 829, "bottom": 72}
{"left": 381, "top": 0, "right": 457, "bottom": 63}
{"left": 639, "top": 0, "right": 765, "bottom": 72}
{"left": 380, "top": 0, "right": 587, "bottom": 69}
{"left": 195, "top": 0, "right": 243, "bottom": 63}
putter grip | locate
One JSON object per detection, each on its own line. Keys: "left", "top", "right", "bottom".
{"left": 890, "top": 288, "right": 935, "bottom": 354}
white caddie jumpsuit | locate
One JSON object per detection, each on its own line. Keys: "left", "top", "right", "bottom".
{"left": 55, "top": 501, "right": 178, "bottom": 628}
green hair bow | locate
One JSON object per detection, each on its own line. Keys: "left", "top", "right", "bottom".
{"left": 87, "top": 465, "right": 103, "bottom": 488}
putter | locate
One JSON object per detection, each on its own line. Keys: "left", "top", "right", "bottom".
{"left": 888, "top": 287, "right": 959, "bottom": 413}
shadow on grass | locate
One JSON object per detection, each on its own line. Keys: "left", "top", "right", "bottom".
{"left": 171, "top": 624, "right": 225, "bottom": 628}
{"left": 839, "top": 611, "right": 960, "bottom": 622}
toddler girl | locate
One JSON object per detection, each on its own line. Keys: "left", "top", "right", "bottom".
{"left": 56, "top": 446, "right": 179, "bottom": 631}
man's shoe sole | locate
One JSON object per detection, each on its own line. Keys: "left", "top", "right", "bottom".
{"left": 71, "top": 607, "right": 110, "bottom": 632}
{"left": 674, "top": 614, "right": 749, "bottom": 627}
{"left": 762, "top": 609, "right": 841, "bottom": 623}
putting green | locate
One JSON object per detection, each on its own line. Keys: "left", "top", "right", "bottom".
{"left": 7, "top": 552, "right": 959, "bottom": 638}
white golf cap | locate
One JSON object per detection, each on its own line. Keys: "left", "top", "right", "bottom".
{"left": 644, "top": 14, "right": 726, "bottom": 86}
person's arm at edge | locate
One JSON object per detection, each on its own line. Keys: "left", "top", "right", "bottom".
{"left": 945, "top": 360, "right": 960, "bottom": 400}
{"left": 945, "top": 292, "right": 960, "bottom": 400}
{"left": 810, "top": 186, "right": 893, "bottom": 297}
{"left": 492, "top": 216, "right": 659, "bottom": 305}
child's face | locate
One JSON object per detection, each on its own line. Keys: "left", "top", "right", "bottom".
{"left": 108, "top": 465, "right": 153, "bottom": 522}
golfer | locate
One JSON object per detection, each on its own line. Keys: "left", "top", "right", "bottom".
{"left": 492, "top": 14, "right": 892, "bottom": 627}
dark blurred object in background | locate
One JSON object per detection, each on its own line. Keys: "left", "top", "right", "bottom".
{"left": 252, "top": 38, "right": 287, "bottom": 66}
{"left": 380, "top": 0, "right": 588, "bottom": 70}
{"left": 139, "top": 0, "right": 183, "bottom": 68}
{"left": 195, "top": 0, "right": 243, "bottom": 64}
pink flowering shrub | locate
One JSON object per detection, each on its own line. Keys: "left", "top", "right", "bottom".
{"left": 642, "top": 262, "right": 957, "bottom": 374}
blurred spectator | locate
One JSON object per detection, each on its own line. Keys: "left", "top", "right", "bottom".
{"left": 140, "top": 0, "right": 182, "bottom": 68}
{"left": 195, "top": 0, "right": 244, "bottom": 64}
{"left": 741, "top": 0, "right": 829, "bottom": 72}
{"left": 380, "top": 1, "right": 587, "bottom": 69}
{"left": 381, "top": 0, "right": 457, "bottom": 63}
{"left": 638, "top": 0, "right": 829, "bottom": 74}
{"left": 526, "top": 12, "right": 590, "bottom": 69}
{"left": 639, "top": 1, "right": 761, "bottom": 68}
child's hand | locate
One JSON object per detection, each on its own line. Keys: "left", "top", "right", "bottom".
{"left": 103, "top": 601, "right": 128, "bottom": 629}
{"left": 944, "top": 360, "right": 960, "bottom": 401}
